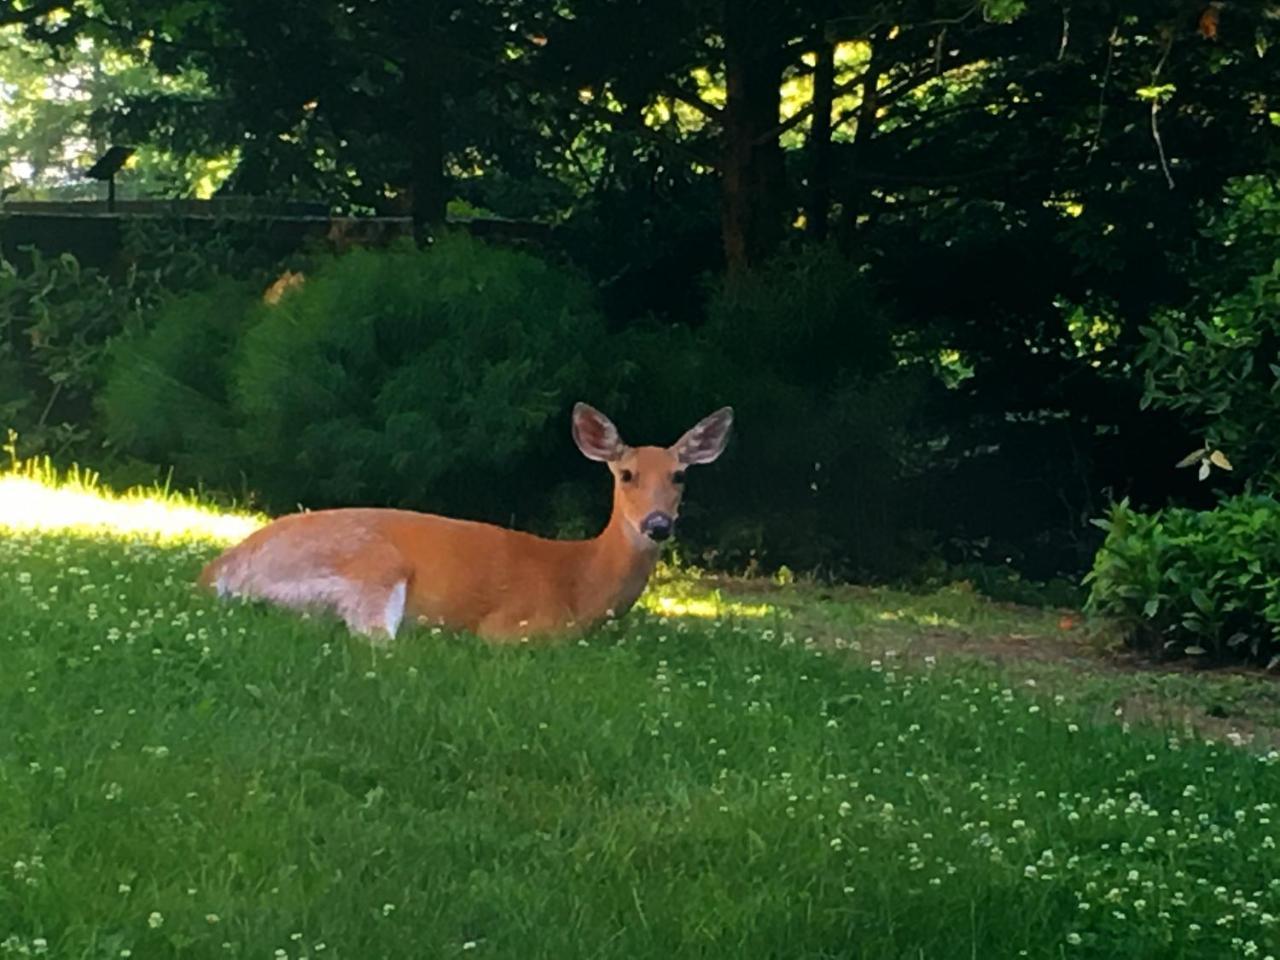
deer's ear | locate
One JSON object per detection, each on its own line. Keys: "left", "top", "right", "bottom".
{"left": 671, "top": 406, "right": 734, "bottom": 465}
{"left": 572, "top": 402, "right": 626, "bottom": 462}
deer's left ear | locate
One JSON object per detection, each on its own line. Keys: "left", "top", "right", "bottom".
{"left": 671, "top": 406, "right": 734, "bottom": 465}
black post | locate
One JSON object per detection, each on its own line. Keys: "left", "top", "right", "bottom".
{"left": 85, "top": 146, "right": 134, "bottom": 212}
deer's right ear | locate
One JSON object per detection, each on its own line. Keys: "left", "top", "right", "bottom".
{"left": 572, "top": 402, "right": 625, "bottom": 462}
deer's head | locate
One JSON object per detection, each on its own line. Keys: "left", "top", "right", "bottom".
{"left": 572, "top": 402, "right": 734, "bottom": 547}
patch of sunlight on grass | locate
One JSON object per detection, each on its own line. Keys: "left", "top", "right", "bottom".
{"left": 640, "top": 565, "right": 774, "bottom": 619}
{"left": 0, "top": 457, "right": 263, "bottom": 544}
{"left": 876, "top": 608, "right": 962, "bottom": 629}
{"left": 641, "top": 593, "right": 773, "bottom": 619}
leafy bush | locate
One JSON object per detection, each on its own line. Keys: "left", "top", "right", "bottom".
{"left": 100, "top": 236, "right": 939, "bottom": 578}
{"left": 0, "top": 248, "right": 141, "bottom": 458}
{"left": 603, "top": 245, "right": 932, "bottom": 578}
{"left": 100, "top": 277, "right": 261, "bottom": 491}
{"left": 706, "top": 244, "right": 892, "bottom": 384}
{"left": 1138, "top": 177, "right": 1280, "bottom": 486}
{"left": 1, "top": 216, "right": 299, "bottom": 464}
{"left": 230, "top": 233, "right": 619, "bottom": 520}
{"left": 1085, "top": 495, "right": 1280, "bottom": 666}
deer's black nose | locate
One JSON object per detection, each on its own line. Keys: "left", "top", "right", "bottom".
{"left": 641, "top": 512, "right": 674, "bottom": 542}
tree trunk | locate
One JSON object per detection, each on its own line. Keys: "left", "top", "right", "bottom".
{"left": 843, "top": 41, "right": 882, "bottom": 228}
{"left": 805, "top": 36, "right": 836, "bottom": 241}
{"left": 721, "top": 0, "right": 785, "bottom": 276}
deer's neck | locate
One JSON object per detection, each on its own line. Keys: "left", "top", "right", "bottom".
{"left": 576, "top": 506, "right": 661, "bottom": 626}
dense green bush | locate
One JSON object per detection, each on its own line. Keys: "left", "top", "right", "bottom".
{"left": 100, "top": 236, "right": 934, "bottom": 578}
{"left": 1085, "top": 495, "right": 1280, "bottom": 666}
{"left": 1138, "top": 177, "right": 1280, "bottom": 486}
{"left": 104, "top": 233, "right": 622, "bottom": 522}
{"left": 605, "top": 245, "right": 931, "bottom": 577}
{"left": 1, "top": 217, "right": 300, "bottom": 464}
{"left": 100, "top": 277, "right": 260, "bottom": 491}
{"left": 229, "top": 233, "right": 619, "bottom": 520}
{"left": 0, "top": 248, "right": 140, "bottom": 458}
{"left": 705, "top": 247, "right": 928, "bottom": 576}
{"left": 1098, "top": 178, "right": 1280, "bottom": 663}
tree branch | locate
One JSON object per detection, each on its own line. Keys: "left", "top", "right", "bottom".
{"left": 823, "top": 4, "right": 981, "bottom": 42}
{"left": 1149, "top": 28, "right": 1175, "bottom": 190}
{"left": 660, "top": 84, "right": 720, "bottom": 120}
{"left": 1085, "top": 24, "right": 1118, "bottom": 164}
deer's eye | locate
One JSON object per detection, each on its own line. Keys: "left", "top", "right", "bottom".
{"left": 672, "top": 470, "right": 686, "bottom": 485}
{"left": 619, "top": 469, "right": 634, "bottom": 483}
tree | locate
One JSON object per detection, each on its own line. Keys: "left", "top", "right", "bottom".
{"left": 9, "top": 0, "right": 569, "bottom": 232}
{"left": 0, "top": 23, "right": 228, "bottom": 200}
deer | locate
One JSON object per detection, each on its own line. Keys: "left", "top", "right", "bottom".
{"left": 197, "top": 403, "right": 734, "bottom": 643}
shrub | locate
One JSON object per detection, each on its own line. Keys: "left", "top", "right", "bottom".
{"left": 1085, "top": 495, "right": 1280, "bottom": 666}
{"left": 231, "top": 233, "right": 620, "bottom": 520}
{"left": 1138, "top": 177, "right": 1280, "bottom": 486}
{"left": 603, "top": 245, "right": 932, "bottom": 578}
{"left": 100, "top": 277, "right": 260, "bottom": 491}
{"left": 705, "top": 244, "right": 892, "bottom": 384}
{"left": 1, "top": 217, "right": 298, "bottom": 464}
{"left": 0, "top": 248, "right": 140, "bottom": 458}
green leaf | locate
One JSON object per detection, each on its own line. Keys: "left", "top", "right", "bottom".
{"left": 1136, "top": 83, "right": 1176, "bottom": 102}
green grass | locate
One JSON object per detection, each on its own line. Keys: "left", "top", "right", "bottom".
{"left": 2, "top": 473, "right": 1280, "bottom": 958}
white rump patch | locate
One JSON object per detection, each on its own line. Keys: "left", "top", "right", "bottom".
{"left": 216, "top": 564, "right": 408, "bottom": 641}
{"left": 384, "top": 580, "right": 407, "bottom": 639}
{"left": 257, "top": 575, "right": 355, "bottom": 611}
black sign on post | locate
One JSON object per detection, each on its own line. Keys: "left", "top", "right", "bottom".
{"left": 85, "top": 146, "right": 135, "bottom": 212}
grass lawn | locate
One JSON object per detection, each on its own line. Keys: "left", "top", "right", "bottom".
{"left": 1, "top": 464, "right": 1279, "bottom": 959}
